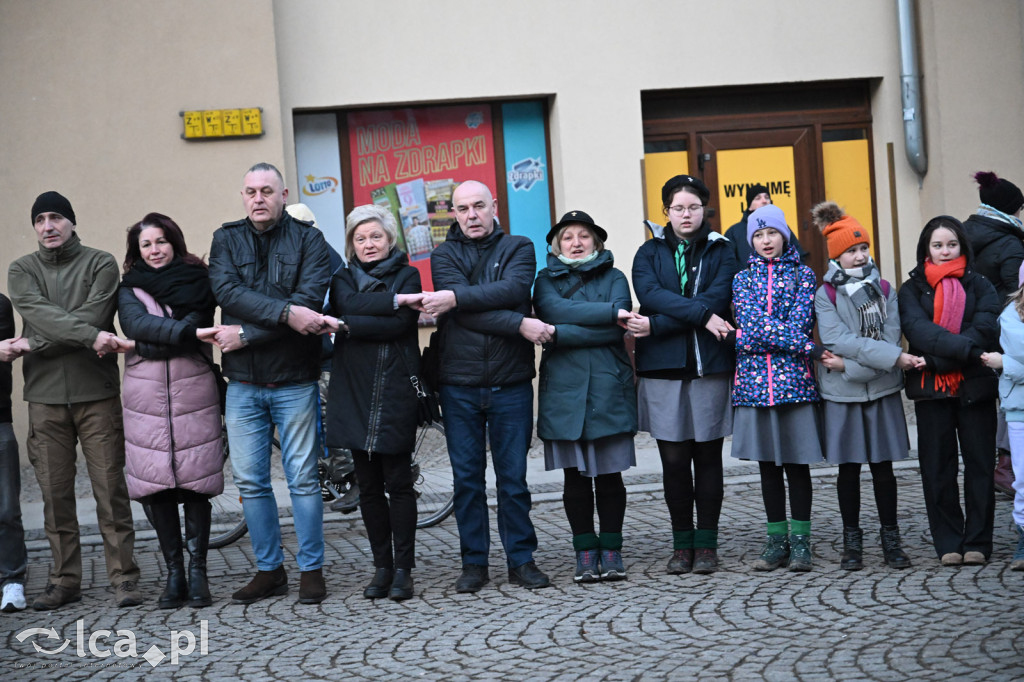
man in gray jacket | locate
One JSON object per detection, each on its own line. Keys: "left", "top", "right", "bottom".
{"left": 8, "top": 191, "right": 141, "bottom": 610}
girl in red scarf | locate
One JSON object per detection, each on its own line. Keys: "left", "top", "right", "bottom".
{"left": 898, "top": 216, "right": 1000, "bottom": 566}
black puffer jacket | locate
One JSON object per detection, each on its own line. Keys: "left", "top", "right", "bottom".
{"left": 430, "top": 224, "right": 536, "bottom": 387}
{"left": 899, "top": 265, "right": 1000, "bottom": 402}
{"left": 962, "top": 213, "right": 1024, "bottom": 299}
{"left": 209, "top": 213, "right": 331, "bottom": 384}
{"left": 326, "top": 249, "right": 421, "bottom": 455}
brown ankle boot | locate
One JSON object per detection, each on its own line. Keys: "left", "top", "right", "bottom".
{"left": 298, "top": 568, "right": 326, "bottom": 604}
{"left": 231, "top": 567, "right": 287, "bottom": 605}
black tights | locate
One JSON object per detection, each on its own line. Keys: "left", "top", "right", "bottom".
{"left": 836, "top": 461, "right": 898, "bottom": 528}
{"left": 658, "top": 438, "right": 724, "bottom": 531}
{"left": 562, "top": 468, "right": 626, "bottom": 536}
{"left": 758, "top": 462, "right": 812, "bottom": 523}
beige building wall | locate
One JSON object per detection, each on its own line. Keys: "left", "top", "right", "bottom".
{"left": 273, "top": 0, "right": 1024, "bottom": 285}
{"left": 0, "top": 0, "right": 285, "bottom": 439}
{"left": 2, "top": 0, "right": 1023, "bottom": 451}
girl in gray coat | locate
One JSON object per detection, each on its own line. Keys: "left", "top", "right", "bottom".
{"left": 813, "top": 203, "right": 923, "bottom": 570}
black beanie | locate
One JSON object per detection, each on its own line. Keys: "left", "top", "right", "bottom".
{"left": 31, "top": 191, "right": 76, "bottom": 225}
{"left": 975, "top": 171, "right": 1024, "bottom": 215}
{"left": 746, "top": 184, "right": 770, "bottom": 205}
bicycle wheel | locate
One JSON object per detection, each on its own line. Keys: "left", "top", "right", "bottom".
{"left": 412, "top": 420, "right": 454, "bottom": 528}
{"left": 209, "top": 432, "right": 284, "bottom": 549}
{"left": 209, "top": 428, "right": 248, "bottom": 549}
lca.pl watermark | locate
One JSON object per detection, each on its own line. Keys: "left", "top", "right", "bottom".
{"left": 15, "top": 619, "right": 209, "bottom": 668}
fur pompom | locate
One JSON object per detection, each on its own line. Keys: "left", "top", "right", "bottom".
{"left": 811, "top": 201, "right": 845, "bottom": 233}
{"left": 974, "top": 170, "right": 999, "bottom": 188}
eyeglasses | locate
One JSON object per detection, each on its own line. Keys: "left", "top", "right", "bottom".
{"left": 668, "top": 204, "right": 704, "bottom": 215}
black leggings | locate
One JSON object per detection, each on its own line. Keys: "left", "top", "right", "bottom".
{"left": 837, "top": 461, "right": 898, "bottom": 528}
{"left": 562, "top": 468, "right": 626, "bottom": 536}
{"left": 658, "top": 438, "right": 725, "bottom": 531}
{"left": 758, "top": 462, "right": 812, "bottom": 523}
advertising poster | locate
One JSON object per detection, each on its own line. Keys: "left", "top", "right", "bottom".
{"left": 348, "top": 105, "right": 497, "bottom": 289}
{"left": 294, "top": 113, "right": 347, "bottom": 257}
{"left": 501, "top": 100, "right": 552, "bottom": 273}
{"left": 716, "top": 146, "right": 799, "bottom": 237}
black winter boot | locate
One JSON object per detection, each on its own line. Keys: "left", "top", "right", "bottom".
{"left": 840, "top": 527, "right": 864, "bottom": 571}
{"left": 880, "top": 525, "right": 912, "bottom": 569}
{"left": 146, "top": 501, "right": 188, "bottom": 609}
{"left": 184, "top": 498, "right": 214, "bottom": 607}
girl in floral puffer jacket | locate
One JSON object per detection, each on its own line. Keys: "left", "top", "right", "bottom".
{"left": 729, "top": 205, "right": 825, "bottom": 572}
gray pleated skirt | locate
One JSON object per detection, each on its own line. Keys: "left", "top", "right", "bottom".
{"left": 731, "top": 402, "right": 824, "bottom": 465}
{"left": 638, "top": 375, "right": 733, "bottom": 443}
{"left": 821, "top": 393, "right": 910, "bottom": 464}
{"left": 543, "top": 433, "right": 637, "bottom": 476}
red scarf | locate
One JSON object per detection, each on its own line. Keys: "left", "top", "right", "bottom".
{"left": 923, "top": 256, "right": 967, "bottom": 395}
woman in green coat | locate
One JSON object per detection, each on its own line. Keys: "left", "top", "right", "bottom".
{"left": 534, "top": 210, "right": 637, "bottom": 584}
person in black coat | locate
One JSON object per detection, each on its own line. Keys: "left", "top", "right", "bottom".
{"left": 899, "top": 215, "right": 1000, "bottom": 566}
{"left": 323, "top": 205, "right": 424, "bottom": 601}
{"left": 961, "top": 171, "right": 1024, "bottom": 497}
{"left": 628, "top": 175, "right": 737, "bottom": 575}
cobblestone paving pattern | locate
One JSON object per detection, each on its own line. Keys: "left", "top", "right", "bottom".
{"left": 3, "top": 467, "right": 1023, "bottom": 681}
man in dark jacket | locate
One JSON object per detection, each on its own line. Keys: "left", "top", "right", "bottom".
{"left": 208, "top": 163, "right": 332, "bottom": 605}
{"left": 724, "top": 184, "right": 809, "bottom": 266}
{"left": 419, "top": 180, "right": 551, "bottom": 592}
{"left": 962, "top": 171, "right": 1024, "bottom": 497}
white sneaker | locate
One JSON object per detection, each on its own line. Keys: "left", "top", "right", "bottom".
{"left": 2, "top": 583, "right": 26, "bottom": 612}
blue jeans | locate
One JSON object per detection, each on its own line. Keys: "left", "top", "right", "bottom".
{"left": 439, "top": 381, "right": 537, "bottom": 568}
{"left": 0, "top": 422, "right": 26, "bottom": 587}
{"left": 226, "top": 381, "right": 324, "bottom": 572}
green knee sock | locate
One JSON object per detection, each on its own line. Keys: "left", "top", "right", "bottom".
{"left": 572, "top": 533, "right": 600, "bottom": 551}
{"left": 598, "top": 532, "right": 623, "bottom": 551}
{"left": 672, "top": 529, "right": 695, "bottom": 550}
{"left": 694, "top": 529, "right": 718, "bottom": 549}
{"left": 790, "top": 519, "right": 811, "bottom": 537}
{"left": 766, "top": 520, "right": 789, "bottom": 537}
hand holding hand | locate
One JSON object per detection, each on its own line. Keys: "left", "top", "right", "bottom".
{"left": 981, "top": 351, "right": 1003, "bottom": 370}
{"left": 519, "top": 317, "right": 555, "bottom": 344}
{"left": 213, "top": 325, "right": 245, "bottom": 353}
{"left": 704, "top": 313, "right": 735, "bottom": 340}
{"left": 420, "top": 290, "right": 457, "bottom": 317}
{"left": 0, "top": 337, "right": 25, "bottom": 362}
{"left": 320, "top": 315, "right": 344, "bottom": 334}
{"left": 896, "top": 352, "right": 927, "bottom": 370}
{"left": 286, "top": 304, "right": 324, "bottom": 335}
{"left": 396, "top": 293, "right": 426, "bottom": 310}
{"left": 624, "top": 313, "right": 651, "bottom": 338}
{"left": 196, "top": 327, "right": 220, "bottom": 343}
{"left": 820, "top": 349, "right": 845, "bottom": 371}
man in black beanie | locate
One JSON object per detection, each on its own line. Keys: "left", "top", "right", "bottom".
{"left": 723, "top": 184, "right": 809, "bottom": 266}
{"left": 8, "top": 191, "right": 141, "bottom": 610}
{"left": 962, "top": 171, "right": 1024, "bottom": 497}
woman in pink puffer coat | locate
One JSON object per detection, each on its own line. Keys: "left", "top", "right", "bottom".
{"left": 118, "top": 213, "right": 223, "bottom": 609}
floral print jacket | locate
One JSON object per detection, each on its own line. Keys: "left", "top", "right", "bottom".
{"left": 732, "top": 245, "right": 820, "bottom": 407}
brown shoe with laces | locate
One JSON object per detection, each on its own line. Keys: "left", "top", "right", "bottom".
{"left": 115, "top": 580, "right": 143, "bottom": 607}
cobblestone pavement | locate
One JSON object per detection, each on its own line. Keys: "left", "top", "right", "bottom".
{"left": 3, "top": 464, "right": 1022, "bottom": 681}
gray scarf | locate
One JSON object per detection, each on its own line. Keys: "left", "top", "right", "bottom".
{"left": 825, "top": 259, "right": 886, "bottom": 340}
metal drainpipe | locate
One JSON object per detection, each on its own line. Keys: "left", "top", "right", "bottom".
{"left": 898, "top": 0, "right": 928, "bottom": 178}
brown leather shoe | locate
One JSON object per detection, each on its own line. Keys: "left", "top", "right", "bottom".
{"left": 32, "top": 583, "right": 82, "bottom": 611}
{"left": 231, "top": 567, "right": 288, "bottom": 604}
{"left": 298, "top": 568, "right": 326, "bottom": 604}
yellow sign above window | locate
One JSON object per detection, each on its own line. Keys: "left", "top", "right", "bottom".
{"left": 181, "top": 108, "right": 263, "bottom": 139}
